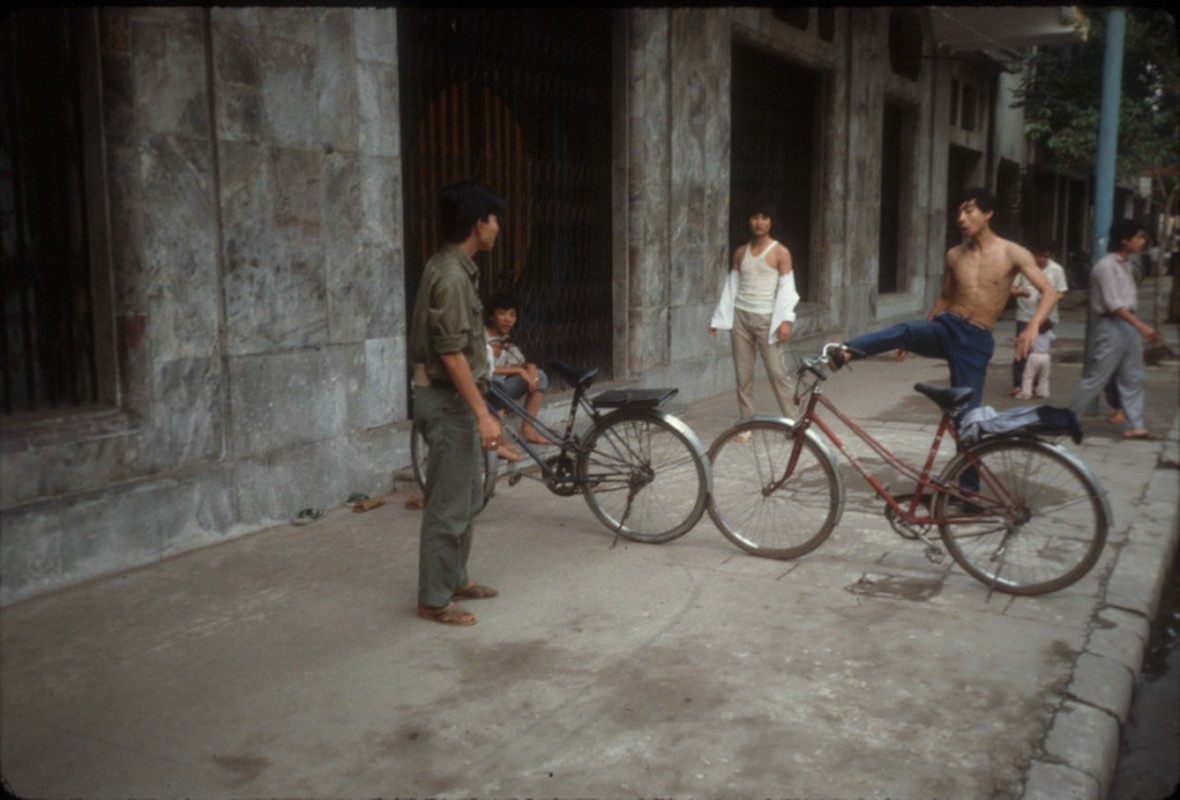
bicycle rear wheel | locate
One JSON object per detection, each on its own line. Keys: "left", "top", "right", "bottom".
{"left": 707, "top": 419, "right": 843, "bottom": 559}
{"left": 410, "top": 420, "right": 498, "bottom": 512}
{"left": 934, "top": 437, "right": 1108, "bottom": 595}
{"left": 577, "top": 411, "right": 709, "bottom": 543}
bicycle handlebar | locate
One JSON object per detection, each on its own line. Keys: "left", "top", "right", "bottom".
{"left": 792, "top": 343, "right": 867, "bottom": 405}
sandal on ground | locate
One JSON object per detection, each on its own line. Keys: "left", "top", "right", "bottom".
{"left": 291, "top": 507, "right": 324, "bottom": 526}
{"left": 1122, "top": 429, "right": 1163, "bottom": 441}
{"left": 452, "top": 582, "right": 498, "bottom": 600}
{"left": 1108, "top": 410, "right": 1125, "bottom": 425}
{"left": 417, "top": 602, "right": 476, "bottom": 626}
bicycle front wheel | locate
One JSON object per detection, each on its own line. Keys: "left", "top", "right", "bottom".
{"left": 410, "top": 420, "right": 497, "bottom": 512}
{"left": 577, "top": 411, "right": 709, "bottom": 543}
{"left": 934, "top": 437, "right": 1109, "bottom": 595}
{"left": 707, "top": 419, "right": 843, "bottom": 559}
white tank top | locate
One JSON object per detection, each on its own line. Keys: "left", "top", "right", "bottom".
{"left": 734, "top": 240, "right": 779, "bottom": 314}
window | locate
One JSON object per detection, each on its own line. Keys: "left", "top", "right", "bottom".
{"left": 888, "top": 9, "right": 922, "bottom": 81}
{"left": 730, "top": 41, "right": 821, "bottom": 301}
{"left": 773, "top": 8, "right": 810, "bottom": 31}
{"left": 1, "top": 9, "right": 112, "bottom": 417}
{"left": 961, "top": 84, "right": 977, "bottom": 131}
{"left": 879, "top": 101, "right": 914, "bottom": 294}
{"left": 817, "top": 9, "right": 836, "bottom": 42}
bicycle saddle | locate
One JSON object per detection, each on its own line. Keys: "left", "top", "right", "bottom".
{"left": 913, "top": 383, "right": 973, "bottom": 412}
{"left": 551, "top": 362, "right": 599, "bottom": 389}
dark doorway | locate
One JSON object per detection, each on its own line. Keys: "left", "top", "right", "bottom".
{"left": 945, "top": 145, "right": 982, "bottom": 251}
{"left": 398, "top": 9, "right": 613, "bottom": 386}
{"left": 1, "top": 9, "right": 100, "bottom": 415}
{"left": 730, "top": 40, "right": 819, "bottom": 301}
{"left": 879, "top": 101, "right": 904, "bottom": 294}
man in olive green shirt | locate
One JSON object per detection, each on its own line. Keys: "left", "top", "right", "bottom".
{"left": 409, "top": 182, "right": 506, "bottom": 626}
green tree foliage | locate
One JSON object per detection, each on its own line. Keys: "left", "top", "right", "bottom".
{"left": 1016, "top": 7, "right": 1179, "bottom": 186}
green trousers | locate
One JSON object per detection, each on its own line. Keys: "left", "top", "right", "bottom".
{"left": 415, "top": 385, "right": 484, "bottom": 607}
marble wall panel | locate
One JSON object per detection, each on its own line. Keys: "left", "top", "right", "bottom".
{"left": 357, "top": 53, "right": 400, "bottom": 159}
{"left": 228, "top": 345, "right": 351, "bottom": 456}
{"left": 0, "top": 512, "right": 60, "bottom": 605}
{"left": 355, "top": 9, "right": 397, "bottom": 65}
{"left": 258, "top": 31, "right": 319, "bottom": 149}
{"left": 220, "top": 143, "right": 329, "bottom": 354}
{"left": 360, "top": 336, "right": 406, "bottom": 429}
{"left": 146, "top": 356, "right": 225, "bottom": 465}
{"left": 269, "top": 145, "right": 324, "bottom": 246}
{"left": 0, "top": 428, "right": 143, "bottom": 507}
{"left": 318, "top": 9, "right": 359, "bottom": 153}
{"left": 139, "top": 134, "right": 221, "bottom": 363}
{"left": 360, "top": 154, "right": 400, "bottom": 250}
{"left": 130, "top": 11, "right": 210, "bottom": 139}
{"left": 231, "top": 429, "right": 405, "bottom": 524}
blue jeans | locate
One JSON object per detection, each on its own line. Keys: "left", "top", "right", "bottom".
{"left": 848, "top": 313, "right": 994, "bottom": 497}
{"left": 847, "top": 313, "right": 995, "bottom": 421}
{"left": 492, "top": 368, "right": 549, "bottom": 404}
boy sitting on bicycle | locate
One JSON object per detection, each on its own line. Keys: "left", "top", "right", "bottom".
{"left": 486, "top": 292, "right": 552, "bottom": 445}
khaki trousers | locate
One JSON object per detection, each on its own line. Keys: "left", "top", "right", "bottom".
{"left": 730, "top": 307, "right": 794, "bottom": 419}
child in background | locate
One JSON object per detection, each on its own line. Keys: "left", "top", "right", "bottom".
{"left": 1016, "top": 320, "right": 1056, "bottom": 400}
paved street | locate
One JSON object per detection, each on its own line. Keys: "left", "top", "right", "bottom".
{"left": 2, "top": 283, "right": 1178, "bottom": 799}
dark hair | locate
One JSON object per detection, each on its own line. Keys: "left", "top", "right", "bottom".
{"left": 439, "top": 182, "right": 506, "bottom": 244}
{"left": 957, "top": 186, "right": 996, "bottom": 214}
{"left": 1031, "top": 239, "right": 1056, "bottom": 254}
{"left": 486, "top": 291, "right": 519, "bottom": 324}
{"left": 1108, "top": 219, "right": 1145, "bottom": 253}
{"left": 749, "top": 200, "right": 777, "bottom": 220}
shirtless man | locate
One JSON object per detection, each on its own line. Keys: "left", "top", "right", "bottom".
{"left": 835, "top": 187, "right": 1055, "bottom": 419}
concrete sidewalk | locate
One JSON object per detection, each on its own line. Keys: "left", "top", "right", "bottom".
{"left": 2, "top": 294, "right": 1178, "bottom": 799}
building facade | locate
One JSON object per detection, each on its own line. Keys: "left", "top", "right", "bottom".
{"left": 0, "top": 7, "right": 1079, "bottom": 604}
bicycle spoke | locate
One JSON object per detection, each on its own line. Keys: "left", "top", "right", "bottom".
{"left": 937, "top": 439, "right": 1107, "bottom": 595}
{"left": 707, "top": 421, "right": 841, "bottom": 559}
{"left": 578, "top": 412, "right": 708, "bottom": 543}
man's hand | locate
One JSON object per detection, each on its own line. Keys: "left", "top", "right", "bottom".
{"left": 475, "top": 409, "right": 502, "bottom": 452}
{"left": 1015, "top": 326, "right": 1038, "bottom": 361}
{"left": 776, "top": 321, "right": 791, "bottom": 342}
{"left": 708, "top": 325, "right": 717, "bottom": 337}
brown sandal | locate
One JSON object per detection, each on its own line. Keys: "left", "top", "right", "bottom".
{"left": 417, "top": 603, "right": 476, "bottom": 626}
{"left": 452, "top": 582, "right": 498, "bottom": 601}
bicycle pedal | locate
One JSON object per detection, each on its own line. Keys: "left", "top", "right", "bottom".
{"left": 924, "top": 546, "right": 945, "bottom": 564}
{"left": 508, "top": 469, "right": 523, "bottom": 487}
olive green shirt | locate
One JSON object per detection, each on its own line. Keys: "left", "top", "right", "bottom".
{"left": 409, "top": 244, "right": 489, "bottom": 393}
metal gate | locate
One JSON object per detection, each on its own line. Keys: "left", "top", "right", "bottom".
{"left": 398, "top": 9, "right": 614, "bottom": 386}
{"left": 1, "top": 10, "right": 99, "bottom": 415}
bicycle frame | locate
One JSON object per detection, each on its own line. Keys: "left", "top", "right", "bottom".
{"left": 785, "top": 381, "right": 1009, "bottom": 527}
{"left": 486, "top": 381, "right": 599, "bottom": 483}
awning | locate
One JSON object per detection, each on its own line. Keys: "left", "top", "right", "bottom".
{"left": 928, "top": 6, "right": 1083, "bottom": 68}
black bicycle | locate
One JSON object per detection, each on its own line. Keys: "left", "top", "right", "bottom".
{"left": 412, "top": 362, "right": 711, "bottom": 544}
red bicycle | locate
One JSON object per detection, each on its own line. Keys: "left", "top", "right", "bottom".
{"left": 706, "top": 343, "right": 1111, "bottom": 596}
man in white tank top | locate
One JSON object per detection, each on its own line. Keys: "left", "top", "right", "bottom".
{"left": 708, "top": 202, "right": 800, "bottom": 420}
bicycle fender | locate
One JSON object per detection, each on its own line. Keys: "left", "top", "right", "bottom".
{"left": 592, "top": 408, "right": 713, "bottom": 492}
{"left": 1031, "top": 439, "right": 1113, "bottom": 528}
{"left": 940, "top": 437, "right": 1113, "bottom": 529}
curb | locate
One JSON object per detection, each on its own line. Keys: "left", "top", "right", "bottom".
{"left": 1022, "top": 410, "right": 1180, "bottom": 800}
